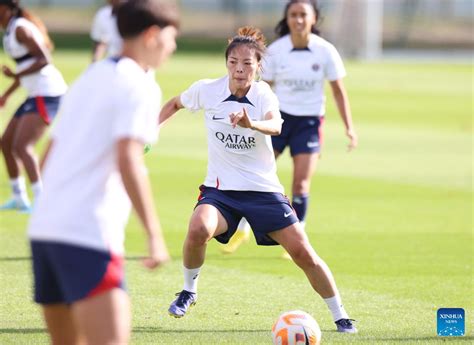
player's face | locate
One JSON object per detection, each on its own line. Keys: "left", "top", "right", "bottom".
{"left": 286, "top": 2, "right": 316, "bottom": 36}
{"left": 149, "top": 25, "right": 178, "bottom": 69}
{"left": 226, "top": 45, "right": 260, "bottom": 93}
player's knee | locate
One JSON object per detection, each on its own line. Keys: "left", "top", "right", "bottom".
{"left": 292, "top": 249, "right": 319, "bottom": 270}
{"left": 187, "top": 223, "right": 214, "bottom": 245}
{"left": 293, "top": 179, "right": 310, "bottom": 195}
{"left": 13, "top": 142, "right": 34, "bottom": 160}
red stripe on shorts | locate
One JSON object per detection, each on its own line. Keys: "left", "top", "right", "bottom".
{"left": 87, "top": 253, "right": 123, "bottom": 298}
{"left": 35, "top": 96, "right": 51, "bottom": 125}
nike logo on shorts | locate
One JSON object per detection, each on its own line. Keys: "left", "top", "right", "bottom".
{"left": 307, "top": 141, "right": 319, "bottom": 148}
{"left": 284, "top": 211, "right": 292, "bottom": 218}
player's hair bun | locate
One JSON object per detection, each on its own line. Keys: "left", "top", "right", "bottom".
{"left": 236, "top": 26, "right": 266, "bottom": 46}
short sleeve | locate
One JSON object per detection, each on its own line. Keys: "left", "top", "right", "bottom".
{"left": 260, "top": 83, "right": 280, "bottom": 116}
{"left": 324, "top": 44, "right": 346, "bottom": 81}
{"left": 90, "top": 9, "right": 105, "bottom": 42}
{"left": 261, "top": 47, "right": 277, "bottom": 82}
{"left": 180, "top": 80, "right": 205, "bottom": 112}
{"left": 113, "top": 82, "right": 160, "bottom": 144}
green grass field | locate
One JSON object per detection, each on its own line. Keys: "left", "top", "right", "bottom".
{"left": 0, "top": 50, "right": 472, "bottom": 344}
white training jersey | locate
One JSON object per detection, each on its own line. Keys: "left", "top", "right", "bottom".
{"left": 28, "top": 57, "right": 160, "bottom": 254}
{"left": 2, "top": 17, "right": 67, "bottom": 97}
{"left": 180, "top": 76, "right": 284, "bottom": 193}
{"left": 90, "top": 5, "right": 123, "bottom": 58}
{"left": 261, "top": 34, "right": 346, "bottom": 116}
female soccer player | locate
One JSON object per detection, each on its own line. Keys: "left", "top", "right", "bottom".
{"left": 0, "top": 0, "right": 67, "bottom": 212}
{"left": 224, "top": 0, "right": 358, "bottom": 257}
{"left": 27, "top": 1, "right": 178, "bottom": 344}
{"left": 90, "top": 0, "right": 124, "bottom": 62}
{"left": 159, "top": 26, "right": 357, "bottom": 333}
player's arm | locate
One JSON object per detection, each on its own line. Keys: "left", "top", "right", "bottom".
{"left": 91, "top": 41, "right": 107, "bottom": 62}
{"left": 117, "top": 137, "right": 170, "bottom": 269}
{"left": 158, "top": 95, "right": 184, "bottom": 128}
{"left": 329, "top": 79, "right": 358, "bottom": 151}
{"left": 230, "top": 108, "right": 282, "bottom": 136}
{"left": 4, "top": 26, "right": 50, "bottom": 79}
{"left": 0, "top": 76, "right": 20, "bottom": 107}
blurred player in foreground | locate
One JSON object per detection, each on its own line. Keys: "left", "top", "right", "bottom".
{"left": 159, "top": 26, "right": 357, "bottom": 334}
{"left": 0, "top": 0, "right": 67, "bottom": 212}
{"left": 27, "top": 1, "right": 178, "bottom": 343}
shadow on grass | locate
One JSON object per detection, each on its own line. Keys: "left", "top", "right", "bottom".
{"left": 0, "top": 328, "right": 46, "bottom": 334}
{"left": 133, "top": 327, "right": 268, "bottom": 334}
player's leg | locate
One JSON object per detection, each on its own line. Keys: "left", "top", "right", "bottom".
{"left": 282, "top": 115, "right": 323, "bottom": 258}
{"left": 289, "top": 115, "right": 324, "bottom": 227}
{"left": 270, "top": 222, "right": 337, "bottom": 297}
{"left": 71, "top": 289, "right": 131, "bottom": 345}
{"left": 12, "top": 112, "right": 49, "bottom": 204}
{"left": 42, "top": 304, "right": 83, "bottom": 345}
{"left": 184, "top": 203, "right": 229, "bottom": 268}
{"left": 291, "top": 152, "right": 320, "bottom": 226}
{"left": 0, "top": 116, "right": 30, "bottom": 210}
{"left": 269, "top": 224, "right": 357, "bottom": 333}
{"left": 169, "top": 203, "right": 229, "bottom": 317}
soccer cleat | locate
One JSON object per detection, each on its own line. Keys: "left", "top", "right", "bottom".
{"left": 220, "top": 229, "right": 250, "bottom": 254}
{"left": 335, "top": 318, "right": 358, "bottom": 333}
{"left": 168, "top": 290, "right": 197, "bottom": 318}
{"left": 0, "top": 198, "right": 31, "bottom": 211}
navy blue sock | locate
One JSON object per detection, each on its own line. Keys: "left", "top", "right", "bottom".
{"left": 292, "top": 194, "right": 309, "bottom": 222}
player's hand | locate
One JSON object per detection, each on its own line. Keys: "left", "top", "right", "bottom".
{"left": 229, "top": 107, "right": 253, "bottom": 129}
{"left": 142, "top": 234, "right": 170, "bottom": 270}
{"left": 346, "top": 128, "right": 358, "bottom": 152}
{"left": 2, "top": 65, "right": 16, "bottom": 79}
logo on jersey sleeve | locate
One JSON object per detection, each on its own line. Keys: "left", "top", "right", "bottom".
{"left": 215, "top": 132, "right": 256, "bottom": 151}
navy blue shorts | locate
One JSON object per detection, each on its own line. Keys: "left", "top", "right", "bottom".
{"left": 31, "top": 241, "right": 125, "bottom": 305}
{"left": 14, "top": 96, "right": 62, "bottom": 125}
{"left": 272, "top": 111, "right": 325, "bottom": 156}
{"left": 195, "top": 185, "right": 299, "bottom": 246}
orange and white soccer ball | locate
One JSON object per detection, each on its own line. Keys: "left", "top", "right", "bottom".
{"left": 272, "top": 310, "right": 321, "bottom": 345}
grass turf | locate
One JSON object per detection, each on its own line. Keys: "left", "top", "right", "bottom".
{"left": 0, "top": 50, "right": 472, "bottom": 344}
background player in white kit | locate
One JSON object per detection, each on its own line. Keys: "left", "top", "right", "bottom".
{"left": 159, "top": 26, "right": 357, "bottom": 333}
{"left": 27, "top": 1, "right": 178, "bottom": 344}
{"left": 224, "top": 0, "right": 358, "bottom": 260}
{"left": 0, "top": 0, "right": 67, "bottom": 212}
{"left": 90, "top": 0, "right": 124, "bottom": 61}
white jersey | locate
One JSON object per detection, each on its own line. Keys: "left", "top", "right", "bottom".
{"left": 180, "top": 76, "right": 284, "bottom": 193}
{"left": 261, "top": 34, "right": 346, "bottom": 116}
{"left": 90, "top": 5, "right": 122, "bottom": 58}
{"left": 2, "top": 17, "right": 67, "bottom": 97}
{"left": 28, "top": 57, "right": 160, "bottom": 254}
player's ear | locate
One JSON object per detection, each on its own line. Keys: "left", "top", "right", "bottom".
{"left": 142, "top": 25, "right": 161, "bottom": 48}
